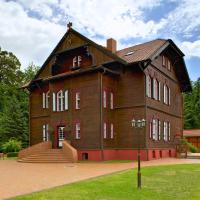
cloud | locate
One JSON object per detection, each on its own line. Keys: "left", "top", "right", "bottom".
{"left": 161, "top": 0, "right": 200, "bottom": 39}
{"left": 0, "top": 0, "right": 65, "bottom": 69}
{"left": 180, "top": 40, "right": 200, "bottom": 59}
{"left": 0, "top": 0, "right": 200, "bottom": 72}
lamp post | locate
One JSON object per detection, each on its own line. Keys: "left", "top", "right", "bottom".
{"left": 131, "top": 118, "right": 146, "bottom": 189}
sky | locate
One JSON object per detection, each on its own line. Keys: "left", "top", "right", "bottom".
{"left": 0, "top": 0, "right": 200, "bottom": 81}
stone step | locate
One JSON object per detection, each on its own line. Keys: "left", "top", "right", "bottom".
{"left": 18, "top": 160, "right": 71, "bottom": 163}
{"left": 18, "top": 148, "right": 75, "bottom": 163}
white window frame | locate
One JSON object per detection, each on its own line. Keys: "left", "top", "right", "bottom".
{"left": 158, "top": 120, "right": 161, "bottom": 140}
{"left": 73, "top": 56, "right": 77, "bottom": 67}
{"left": 162, "top": 55, "right": 165, "bottom": 66}
{"left": 57, "top": 90, "right": 64, "bottom": 111}
{"left": 64, "top": 90, "right": 69, "bottom": 110}
{"left": 75, "top": 92, "right": 80, "bottom": 109}
{"left": 78, "top": 56, "right": 82, "bottom": 66}
{"left": 152, "top": 119, "right": 158, "bottom": 140}
{"left": 53, "top": 92, "right": 56, "bottom": 111}
{"left": 43, "top": 124, "right": 49, "bottom": 141}
{"left": 103, "top": 90, "right": 107, "bottom": 108}
{"left": 163, "top": 121, "right": 168, "bottom": 141}
{"left": 167, "top": 59, "right": 171, "bottom": 71}
{"left": 42, "top": 93, "right": 46, "bottom": 108}
{"left": 146, "top": 75, "right": 152, "bottom": 98}
{"left": 110, "top": 92, "right": 114, "bottom": 109}
{"left": 168, "top": 122, "right": 171, "bottom": 141}
{"left": 75, "top": 122, "right": 81, "bottom": 139}
{"left": 149, "top": 121, "right": 152, "bottom": 138}
{"left": 73, "top": 56, "right": 82, "bottom": 67}
{"left": 46, "top": 91, "right": 50, "bottom": 108}
{"left": 158, "top": 81, "right": 161, "bottom": 101}
{"left": 103, "top": 122, "right": 107, "bottom": 139}
{"left": 153, "top": 78, "right": 158, "bottom": 100}
{"left": 110, "top": 123, "right": 114, "bottom": 139}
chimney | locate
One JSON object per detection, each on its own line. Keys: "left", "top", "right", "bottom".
{"left": 107, "top": 38, "right": 117, "bottom": 53}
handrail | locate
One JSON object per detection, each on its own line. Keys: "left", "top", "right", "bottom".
{"left": 62, "top": 140, "right": 78, "bottom": 162}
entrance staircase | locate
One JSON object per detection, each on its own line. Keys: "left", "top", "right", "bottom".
{"left": 18, "top": 141, "right": 78, "bottom": 163}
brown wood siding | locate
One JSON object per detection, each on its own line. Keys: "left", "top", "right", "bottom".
{"left": 145, "top": 55, "right": 183, "bottom": 148}
{"left": 37, "top": 33, "right": 113, "bottom": 79}
{"left": 30, "top": 72, "right": 101, "bottom": 149}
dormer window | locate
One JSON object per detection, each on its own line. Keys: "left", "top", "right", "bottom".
{"left": 73, "top": 56, "right": 82, "bottom": 69}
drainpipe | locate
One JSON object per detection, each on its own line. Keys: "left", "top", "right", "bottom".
{"left": 138, "top": 61, "right": 150, "bottom": 160}
{"left": 100, "top": 68, "right": 106, "bottom": 161}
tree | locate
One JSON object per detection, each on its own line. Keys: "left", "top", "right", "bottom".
{"left": 0, "top": 47, "right": 39, "bottom": 149}
{"left": 184, "top": 78, "right": 200, "bottom": 129}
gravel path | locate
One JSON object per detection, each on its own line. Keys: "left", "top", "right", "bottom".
{"left": 0, "top": 158, "right": 200, "bottom": 199}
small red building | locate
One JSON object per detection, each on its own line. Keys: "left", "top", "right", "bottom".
{"left": 183, "top": 130, "right": 200, "bottom": 152}
{"left": 20, "top": 24, "right": 191, "bottom": 162}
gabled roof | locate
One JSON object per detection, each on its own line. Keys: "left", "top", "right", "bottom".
{"left": 29, "top": 28, "right": 191, "bottom": 92}
{"left": 33, "top": 28, "right": 126, "bottom": 80}
{"left": 117, "top": 39, "right": 168, "bottom": 63}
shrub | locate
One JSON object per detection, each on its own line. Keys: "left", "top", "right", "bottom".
{"left": 187, "top": 142, "right": 198, "bottom": 153}
{"left": 7, "top": 152, "right": 18, "bottom": 157}
{"left": 2, "top": 139, "right": 22, "bottom": 153}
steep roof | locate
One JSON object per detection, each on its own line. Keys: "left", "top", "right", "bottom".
{"left": 27, "top": 27, "right": 191, "bottom": 92}
{"left": 117, "top": 39, "right": 167, "bottom": 63}
{"left": 183, "top": 129, "right": 200, "bottom": 137}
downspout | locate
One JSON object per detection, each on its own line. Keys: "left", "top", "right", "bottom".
{"left": 100, "top": 68, "right": 106, "bottom": 161}
{"left": 138, "top": 61, "right": 150, "bottom": 160}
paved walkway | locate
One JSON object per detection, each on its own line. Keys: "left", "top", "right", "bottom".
{"left": 0, "top": 158, "right": 200, "bottom": 199}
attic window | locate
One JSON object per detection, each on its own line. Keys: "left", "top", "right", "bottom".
{"left": 125, "top": 51, "right": 135, "bottom": 56}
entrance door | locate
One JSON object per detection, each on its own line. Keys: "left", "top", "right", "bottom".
{"left": 58, "top": 126, "right": 65, "bottom": 148}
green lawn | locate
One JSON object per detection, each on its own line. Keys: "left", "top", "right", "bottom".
{"left": 13, "top": 164, "right": 200, "bottom": 200}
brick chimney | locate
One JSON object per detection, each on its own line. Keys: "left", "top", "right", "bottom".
{"left": 107, "top": 38, "right": 117, "bottom": 53}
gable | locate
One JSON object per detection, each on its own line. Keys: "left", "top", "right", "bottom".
{"left": 35, "top": 28, "right": 123, "bottom": 80}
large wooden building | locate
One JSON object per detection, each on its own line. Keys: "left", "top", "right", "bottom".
{"left": 21, "top": 24, "right": 191, "bottom": 161}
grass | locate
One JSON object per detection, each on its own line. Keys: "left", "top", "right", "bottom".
{"left": 1, "top": 156, "right": 17, "bottom": 160}
{"left": 12, "top": 164, "right": 200, "bottom": 200}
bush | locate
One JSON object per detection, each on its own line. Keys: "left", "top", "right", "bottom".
{"left": 2, "top": 139, "right": 22, "bottom": 153}
{"left": 7, "top": 152, "right": 18, "bottom": 157}
{"left": 187, "top": 142, "right": 198, "bottom": 153}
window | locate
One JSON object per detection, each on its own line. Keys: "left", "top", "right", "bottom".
{"left": 146, "top": 75, "right": 152, "bottom": 98}
{"left": 153, "top": 79, "right": 158, "bottom": 100}
{"left": 57, "top": 90, "right": 64, "bottom": 111}
{"left": 110, "top": 123, "right": 114, "bottom": 139}
{"left": 104, "top": 123, "right": 107, "bottom": 139}
{"left": 164, "top": 84, "right": 170, "bottom": 105}
{"left": 152, "top": 119, "right": 158, "bottom": 140}
{"left": 167, "top": 59, "right": 171, "bottom": 71}
{"left": 103, "top": 90, "right": 107, "bottom": 108}
{"left": 152, "top": 119, "right": 160, "bottom": 141}
{"left": 43, "top": 124, "right": 49, "bottom": 141}
{"left": 149, "top": 121, "right": 152, "bottom": 138}
{"left": 75, "top": 92, "right": 80, "bottom": 109}
{"left": 162, "top": 56, "right": 165, "bottom": 66}
{"left": 163, "top": 121, "right": 168, "bottom": 141}
{"left": 168, "top": 122, "right": 171, "bottom": 141}
{"left": 73, "top": 56, "right": 82, "bottom": 68}
{"left": 42, "top": 91, "right": 50, "bottom": 109}
{"left": 110, "top": 92, "right": 114, "bottom": 109}
{"left": 158, "top": 82, "right": 161, "bottom": 101}
{"left": 75, "top": 122, "right": 80, "bottom": 139}
{"left": 162, "top": 55, "right": 171, "bottom": 71}
{"left": 158, "top": 120, "right": 161, "bottom": 140}
{"left": 53, "top": 90, "right": 68, "bottom": 112}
